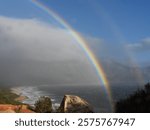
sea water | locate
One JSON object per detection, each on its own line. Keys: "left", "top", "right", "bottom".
{"left": 11, "top": 85, "right": 141, "bottom": 112}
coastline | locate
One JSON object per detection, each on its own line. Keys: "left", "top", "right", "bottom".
{"left": 11, "top": 88, "right": 28, "bottom": 103}
{"left": 10, "top": 86, "right": 61, "bottom": 110}
{"left": 0, "top": 88, "right": 34, "bottom": 112}
{"left": 14, "top": 96, "right": 28, "bottom": 102}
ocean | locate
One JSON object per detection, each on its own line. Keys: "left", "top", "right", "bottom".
{"left": 11, "top": 85, "right": 142, "bottom": 112}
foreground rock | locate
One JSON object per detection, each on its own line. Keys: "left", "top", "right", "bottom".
{"left": 0, "top": 104, "right": 34, "bottom": 113}
{"left": 58, "top": 95, "right": 93, "bottom": 113}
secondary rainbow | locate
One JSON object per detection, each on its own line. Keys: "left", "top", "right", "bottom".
{"left": 31, "top": 0, "right": 113, "bottom": 111}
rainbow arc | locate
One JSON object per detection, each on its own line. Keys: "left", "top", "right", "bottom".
{"left": 31, "top": 0, "right": 114, "bottom": 111}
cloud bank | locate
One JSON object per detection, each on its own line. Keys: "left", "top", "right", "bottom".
{"left": 0, "top": 16, "right": 100, "bottom": 87}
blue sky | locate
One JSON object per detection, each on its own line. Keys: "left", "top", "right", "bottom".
{"left": 37, "top": 0, "right": 150, "bottom": 41}
{"left": 38, "top": 0, "right": 150, "bottom": 65}
{"left": 0, "top": 0, "right": 150, "bottom": 66}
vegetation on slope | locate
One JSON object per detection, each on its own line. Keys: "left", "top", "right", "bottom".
{"left": 0, "top": 88, "right": 22, "bottom": 105}
{"left": 115, "top": 83, "right": 150, "bottom": 112}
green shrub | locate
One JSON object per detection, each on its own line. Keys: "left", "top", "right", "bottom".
{"left": 34, "top": 96, "right": 52, "bottom": 113}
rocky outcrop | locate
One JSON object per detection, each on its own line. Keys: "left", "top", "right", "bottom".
{"left": 0, "top": 104, "right": 34, "bottom": 113}
{"left": 58, "top": 95, "right": 93, "bottom": 113}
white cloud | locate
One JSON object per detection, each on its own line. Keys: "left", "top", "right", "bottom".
{"left": 0, "top": 16, "right": 85, "bottom": 61}
{"left": 0, "top": 16, "right": 100, "bottom": 86}
{"left": 127, "top": 38, "right": 150, "bottom": 52}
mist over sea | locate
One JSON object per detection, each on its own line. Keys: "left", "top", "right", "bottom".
{"left": 11, "top": 84, "right": 142, "bottom": 112}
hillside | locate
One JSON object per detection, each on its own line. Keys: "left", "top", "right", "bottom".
{"left": 0, "top": 88, "right": 22, "bottom": 105}
{"left": 0, "top": 88, "right": 34, "bottom": 113}
{"left": 115, "top": 83, "right": 150, "bottom": 112}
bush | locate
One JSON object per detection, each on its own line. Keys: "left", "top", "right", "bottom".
{"left": 115, "top": 83, "right": 150, "bottom": 112}
{"left": 34, "top": 96, "right": 52, "bottom": 113}
{"left": 145, "top": 82, "right": 150, "bottom": 93}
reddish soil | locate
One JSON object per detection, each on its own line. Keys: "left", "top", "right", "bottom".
{"left": 0, "top": 104, "right": 34, "bottom": 113}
